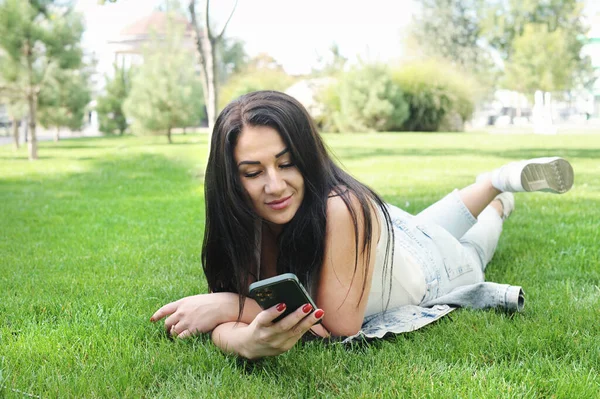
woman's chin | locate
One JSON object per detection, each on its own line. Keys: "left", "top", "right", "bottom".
{"left": 262, "top": 209, "right": 296, "bottom": 227}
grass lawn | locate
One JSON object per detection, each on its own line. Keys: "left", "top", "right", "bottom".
{"left": 1, "top": 132, "right": 599, "bottom": 398}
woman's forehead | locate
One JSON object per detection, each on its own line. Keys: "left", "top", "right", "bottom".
{"left": 234, "top": 125, "right": 288, "bottom": 162}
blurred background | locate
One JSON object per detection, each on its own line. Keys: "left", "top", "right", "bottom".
{"left": 1, "top": 0, "right": 599, "bottom": 159}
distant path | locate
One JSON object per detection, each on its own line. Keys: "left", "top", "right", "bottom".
{"left": 0, "top": 127, "right": 102, "bottom": 146}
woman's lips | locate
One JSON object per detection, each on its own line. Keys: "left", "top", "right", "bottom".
{"left": 266, "top": 195, "right": 292, "bottom": 210}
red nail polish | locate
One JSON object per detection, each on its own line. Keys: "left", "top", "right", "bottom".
{"left": 314, "top": 309, "right": 324, "bottom": 319}
{"left": 302, "top": 304, "right": 313, "bottom": 313}
{"left": 276, "top": 303, "right": 286, "bottom": 312}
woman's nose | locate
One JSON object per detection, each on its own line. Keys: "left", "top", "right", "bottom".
{"left": 265, "top": 171, "right": 286, "bottom": 195}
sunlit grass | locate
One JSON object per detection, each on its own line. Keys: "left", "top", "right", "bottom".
{"left": 1, "top": 132, "right": 599, "bottom": 397}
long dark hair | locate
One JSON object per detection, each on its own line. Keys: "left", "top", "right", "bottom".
{"left": 202, "top": 91, "right": 394, "bottom": 317}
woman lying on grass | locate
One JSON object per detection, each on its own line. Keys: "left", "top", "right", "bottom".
{"left": 151, "top": 91, "right": 574, "bottom": 359}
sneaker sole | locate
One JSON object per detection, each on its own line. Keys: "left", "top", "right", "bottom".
{"left": 521, "top": 158, "right": 574, "bottom": 193}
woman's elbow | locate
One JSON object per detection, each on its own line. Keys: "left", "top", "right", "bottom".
{"left": 324, "top": 319, "right": 362, "bottom": 338}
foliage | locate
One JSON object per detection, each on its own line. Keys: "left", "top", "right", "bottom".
{"left": 481, "top": 0, "right": 586, "bottom": 60}
{"left": 0, "top": 0, "right": 87, "bottom": 159}
{"left": 311, "top": 43, "right": 348, "bottom": 77}
{"left": 412, "top": 0, "right": 592, "bottom": 98}
{"left": 391, "top": 60, "right": 477, "bottom": 132}
{"left": 319, "top": 64, "right": 409, "bottom": 133}
{"left": 503, "top": 22, "right": 591, "bottom": 96}
{"left": 38, "top": 67, "right": 91, "bottom": 133}
{"left": 411, "top": 0, "right": 490, "bottom": 69}
{"left": 217, "top": 36, "right": 249, "bottom": 84}
{"left": 123, "top": 13, "right": 204, "bottom": 143}
{"left": 218, "top": 54, "right": 295, "bottom": 109}
{"left": 96, "top": 64, "right": 132, "bottom": 135}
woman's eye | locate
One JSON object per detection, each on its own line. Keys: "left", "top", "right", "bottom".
{"left": 244, "top": 171, "right": 261, "bottom": 178}
{"left": 280, "top": 163, "right": 295, "bottom": 169}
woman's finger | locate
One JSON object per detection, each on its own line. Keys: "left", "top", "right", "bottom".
{"left": 310, "top": 322, "right": 330, "bottom": 338}
{"left": 150, "top": 301, "right": 179, "bottom": 322}
{"left": 177, "top": 329, "right": 192, "bottom": 339}
{"left": 291, "top": 308, "right": 325, "bottom": 336}
{"left": 170, "top": 323, "right": 183, "bottom": 337}
{"left": 276, "top": 303, "right": 315, "bottom": 332}
{"left": 164, "top": 313, "right": 180, "bottom": 331}
{"left": 253, "top": 302, "right": 287, "bottom": 327}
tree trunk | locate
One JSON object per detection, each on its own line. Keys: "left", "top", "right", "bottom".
{"left": 22, "top": 115, "right": 29, "bottom": 143}
{"left": 200, "top": 32, "right": 217, "bottom": 132}
{"left": 27, "top": 93, "right": 38, "bottom": 160}
{"left": 183, "top": 126, "right": 186, "bottom": 135}
{"left": 167, "top": 127, "right": 172, "bottom": 144}
{"left": 26, "top": 41, "right": 38, "bottom": 160}
{"left": 11, "top": 117, "right": 19, "bottom": 150}
{"left": 54, "top": 127, "right": 60, "bottom": 142}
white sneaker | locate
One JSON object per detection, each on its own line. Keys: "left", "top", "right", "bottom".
{"left": 490, "top": 157, "right": 574, "bottom": 194}
{"left": 494, "top": 192, "right": 514, "bottom": 221}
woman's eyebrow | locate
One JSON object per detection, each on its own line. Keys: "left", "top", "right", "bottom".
{"left": 237, "top": 148, "right": 290, "bottom": 166}
{"left": 275, "top": 148, "right": 289, "bottom": 158}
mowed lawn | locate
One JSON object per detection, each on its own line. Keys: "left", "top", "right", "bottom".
{"left": 1, "top": 132, "right": 599, "bottom": 398}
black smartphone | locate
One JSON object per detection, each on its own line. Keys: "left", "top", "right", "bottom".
{"left": 249, "top": 273, "right": 318, "bottom": 323}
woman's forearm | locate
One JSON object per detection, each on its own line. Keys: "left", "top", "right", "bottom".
{"left": 216, "top": 293, "right": 263, "bottom": 325}
{"left": 211, "top": 322, "right": 251, "bottom": 358}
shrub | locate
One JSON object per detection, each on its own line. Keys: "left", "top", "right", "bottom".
{"left": 319, "top": 64, "right": 409, "bottom": 133}
{"left": 391, "top": 60, "right": 477, "bottom": 132}
{"left": 218, "top": 67, "right": 296, "bottom": 109}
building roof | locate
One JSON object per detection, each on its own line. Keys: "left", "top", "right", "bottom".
{"left": 119, "top": 11, "right": 193, "bottom": 37}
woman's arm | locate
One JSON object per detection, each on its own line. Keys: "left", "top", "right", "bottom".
{"left": 150, "top": 292, "right": 330, "bottom": 340}
{"left": 150, "top": 292, "right": 263, "bottom": 338}
{"left": 211, "top": 302, "right": 325, "bottom": 360}
{"left": 316, "top": 192, "right": 381, "bottom": 337}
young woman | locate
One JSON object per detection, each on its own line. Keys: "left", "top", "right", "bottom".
{"left": 150, "top": 91, "right": 574, "bottom": 359}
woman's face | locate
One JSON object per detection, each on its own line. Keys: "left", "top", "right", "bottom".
{"left": 234, "top": 125, "right": 305, "bottom": 228}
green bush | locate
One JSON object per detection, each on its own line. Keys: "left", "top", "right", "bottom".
{"left": 391, "top": 60, "right": 477, "bottom": 132}
{"left": 218, "top": 68, "right": 296, "bottom": 109}
{"left": 319, "top": 64, "right": 409, "bottom": 133}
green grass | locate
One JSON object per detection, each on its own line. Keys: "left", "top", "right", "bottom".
{"left": 1, "top": 132, "right": 599, "bottom": 398}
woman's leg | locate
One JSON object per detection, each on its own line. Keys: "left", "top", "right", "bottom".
{"left": 457, "top": 178, "right": 501, "bottom": 219}
{"left": 415, "top": 178, "right": 501, "bottom": 240}
{"left": 460, "top": 203, "right": 505, "bottom": 272}
{"left": 417, "top": 157, "right": 573, "bottom": 238}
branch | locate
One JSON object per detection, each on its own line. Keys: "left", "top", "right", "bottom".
{"left": 0, "top": 84, "right": 25, "bottom": 100}
{"left": 216, "top": 0, "right": 239, "bottom": 41}
{"left": 204, "top": 0, "right": 213, "bottom": 41}
{"left": 188, "top": 0, "right": 206, "bottom": 66}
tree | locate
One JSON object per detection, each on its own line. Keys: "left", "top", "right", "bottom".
{"left": 0, "top": 56, "right": 26, "bottom": 150}
{"left": 410, "top": 0, "right": 496, "bottom": 76}
{"left": 503, "top": 23, "right": 589, "bottom": 96}
{"left": 217, "top": 36, "right": 248, "bottom": 84}
{"left": 101, "top": 0, "right": 238, "bottom": 134}
{"left": 96, "top": 63, "right": 132, "bottom": 135}
{"left": 123, "top": 12, "right": 204, "bottom": 144}
{"left": 312, "top": 43, "right": 348, "bottom": 77}
{"left": 218, "top": 54, "right": 295, "bottom": 109}
{"left": 187, "top": 0, "right": 238, "bottom": 131}
{"left": 38, "top": 67, "right": 91, "bottom": 141}
{"left": 481, "top": 0, "right": 588, "bottom": 62}
{"left": 0, "top": 0, "right": 86, "bottom": 160}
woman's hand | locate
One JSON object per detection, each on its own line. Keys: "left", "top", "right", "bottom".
{"left": 212, "top": 302, "right": 326, "bottom": 360}
{"left": 150, "top": 293, "right": 242, "bottom": 338}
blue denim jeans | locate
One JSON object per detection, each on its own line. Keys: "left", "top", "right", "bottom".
{"left": 343, "top": 190, "right": 524, "bottom": 343}
{"left": 384, "top": 189, "right": 503, "bottom": 304}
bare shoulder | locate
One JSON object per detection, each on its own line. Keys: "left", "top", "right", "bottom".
{"left": 325, "top": 188, "right": 381, "bottom": 239}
